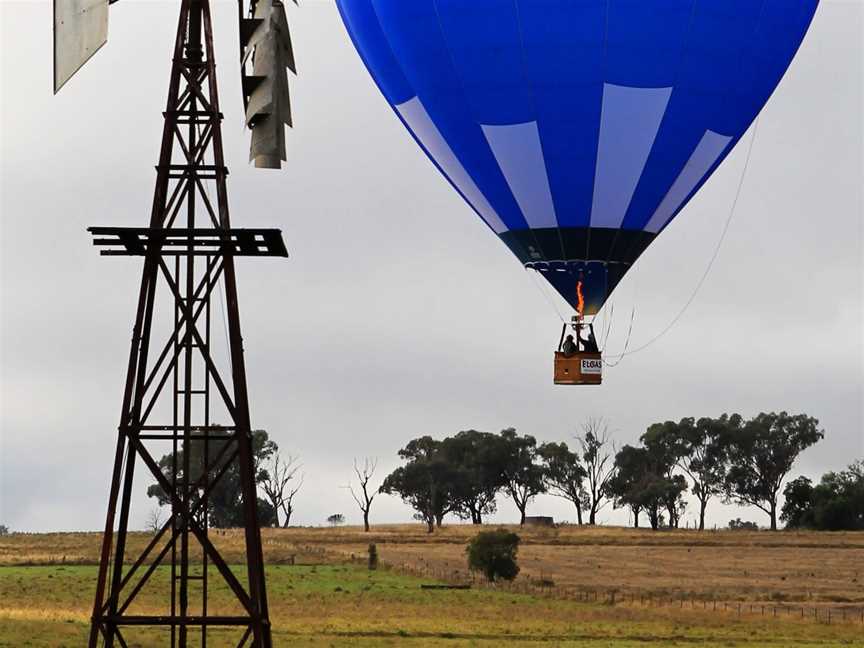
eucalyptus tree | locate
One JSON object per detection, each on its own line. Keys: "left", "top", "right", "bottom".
{"left": 640, "top": 425, "right": 690, "bottom": 529}
{"left": 498, "top": 428, "right": 547, "bottom": 525}
{"left": 380, "top": 436, "right": 459, "bottom": 532}
{"left": 723, "top": 412, "right": 823, "bottom": 530}
{"left": 442, "top": 430, "right": 506, "bottom": 524}
{"left": 781, "top": 460, "right": 864, "bottom": 531}
{"left": 607, "top": 444, "right": 686, "bottom": 530}
{"left": 537, "top": 441, "right": 589, "bottom": 524}
{"left": 147, "top": 428, "right": 277, "bottom": 527}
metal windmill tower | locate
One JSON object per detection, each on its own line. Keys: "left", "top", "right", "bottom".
{"left": 54, "top": 0, "right": 296, "bottom": 645}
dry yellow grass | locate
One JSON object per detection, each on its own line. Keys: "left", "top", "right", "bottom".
{"left": 2, "top": 563, "right": 863, "bottom": 647}
{"left": 2, "top": 524, "right": 861, "bottom": 606}
{"left": 260, "top": 524, "right": 863, "bottom": 605}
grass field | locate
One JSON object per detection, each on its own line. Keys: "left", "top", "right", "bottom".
{"left": 1, "top": 525, "right": 862, "bottom": 647}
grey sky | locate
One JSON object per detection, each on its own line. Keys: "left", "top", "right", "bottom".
{"left": 1, "top": 0, "right": 862, "bottom": 533}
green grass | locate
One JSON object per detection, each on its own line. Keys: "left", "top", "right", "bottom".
{"left": 2, "top": 564, "right": 863, "bottom": 647}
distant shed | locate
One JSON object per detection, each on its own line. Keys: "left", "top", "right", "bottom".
{"left": 523, "top": 516, "right": 554, "bottom": 527}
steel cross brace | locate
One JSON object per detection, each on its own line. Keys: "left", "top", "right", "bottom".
{"left": 88, "top": 0, "right": 279, "bottom": 646}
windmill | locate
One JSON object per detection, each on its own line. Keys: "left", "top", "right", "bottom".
{"left": 54, "top": 0, "right": 296, "bottom": 645}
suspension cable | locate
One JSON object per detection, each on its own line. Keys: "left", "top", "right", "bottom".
{"left": 527, "top": 267, "right": 568, "bottom": 323}
{"left": 602, "top": 115, "right": 762, "bottom": 363}
{"left": 599, "top": 302, "right": 614, "bottom": 350}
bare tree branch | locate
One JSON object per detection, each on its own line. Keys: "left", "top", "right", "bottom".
{"left": 261, "top": 452, "right": 302, "bottom": 527}
{"left": 145, "top": 507, "right": 165, "bottom": 534}
{"left": 280, "top": 472, "right": 304, "bottom": 528}
{"left": 575, "top": 417, "right": 616, "bottom": 525}
{"left": 345, "top": 457, "right": 379, "bottom": 532}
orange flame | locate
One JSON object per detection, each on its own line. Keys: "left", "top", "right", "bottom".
{"left": 576, "top": 280, "right": 584, "bottom": 318}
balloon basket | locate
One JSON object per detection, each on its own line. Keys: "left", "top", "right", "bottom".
{"left": 554, "top": 352, "right": 603, "bottom": 385}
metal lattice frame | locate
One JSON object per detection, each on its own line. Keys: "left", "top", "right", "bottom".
{"left": 88, "top": 0, "right": 281, "bottom": 645}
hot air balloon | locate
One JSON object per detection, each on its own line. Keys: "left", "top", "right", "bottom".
{"left": 336, "top": 0, "right": 819, "bottom": 383}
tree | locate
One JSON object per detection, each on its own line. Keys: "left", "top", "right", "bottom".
{"left": 347, "top": 457, "right": 379, "bottom": 532}
{"left": 498, "top": 428, "right": 546, "bottom": 525}
{"left": 606, "top": 445, "right": 650, "bottom": 528}
{"left": 643, "top": 415, "right": 734, "bottom": 530}
{"left": 575, "top": 419, "right": 616, "bottom": 525}
{"left": 723, "top": 412, "right": 823, "bottom": 530}
{"left": 537, "top": 441, "right": 588, "bottom": 525}
{"left": 145, "top": 507, "right": 166, "bottom": 533}
{"left": 466, "top": 529, "right": 520, "bottom": 582}
{"left": 810, "top": 462, "right": 864, "bottom": 530}
{"left": 780, "top": 476, "right": 814, "bottom": 529}
{"left": 640, "top": 426, "right": 689, "bottom": 529}
{"left": 380, "top": 437, "right": 458, "bottom": 532}
{"left": 607, "top": 443, "right": 688, "bottom": 530}
{"left": 146, "top": 428, "right": 278, "bottom": 528}
{"left": 278, "top": 471, "right": 304, "bottom": 528}
{"left": 261, "top": 452, "right": 302, "bottom": 528}
{"left": 441, "top": 431, "right": 506, "bottom": 524}
{"left": 607, "top": 446, "right": 656, "bottom": 529}
{"left": 327, "top": 513, "right": 345, "bottom": 526}
{"left": 782, "top": 460, "right": 864, "bottom": 530}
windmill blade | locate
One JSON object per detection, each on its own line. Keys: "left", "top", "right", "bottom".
{"left": 241, "top": 0, "right": 296, "bottom": 169}
{"left": 54, "top": 0, "right": 110, "bottom": 93}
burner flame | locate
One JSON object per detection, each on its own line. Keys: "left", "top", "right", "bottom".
{"left": 576, "top": 280, "right": 584, "bottom": 318}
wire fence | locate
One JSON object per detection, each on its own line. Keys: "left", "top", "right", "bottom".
{"left": 300, "top": 544, "right": 864, "bottom": 627}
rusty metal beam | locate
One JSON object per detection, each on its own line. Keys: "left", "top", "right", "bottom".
{"left": 88, "top": 1, "right": 280, "bottom": 645}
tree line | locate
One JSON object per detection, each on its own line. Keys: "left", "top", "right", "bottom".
{"left": 606, "top": 412, "right": 825, "bottom": 531}
{"left": 781, "top": 460, "right": 863, "bottom": 530}
{"left": 378, "top": 422, "right": 611, "bottom": 531}
{"left": 377, "top": 412, "right": 827, "bottom": 532}
{"left": 143, "top": 411, "right": 861, "bottom": 533}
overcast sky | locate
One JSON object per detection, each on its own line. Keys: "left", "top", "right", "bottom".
{"left": 1, "top": 0, "right": 862, "bottom": 533}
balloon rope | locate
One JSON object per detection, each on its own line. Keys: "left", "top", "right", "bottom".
{"left": 603, "top": 306, "right": 636, "bottom": 367}
{"left": 602, "top": 266, "right": 638, "bottom": 364}
{"left": 603, "top": 115, "right": 762, "bottom": 363}
{"left": 600, "top": 302, "right": 614, "bottom": 350}
{"left": 527, "top": 268, "right": 567, "bottom": 323}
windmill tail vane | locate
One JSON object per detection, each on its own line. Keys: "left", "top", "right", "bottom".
{"left": 241, "top": 0, "right": 298, "bottom": 169}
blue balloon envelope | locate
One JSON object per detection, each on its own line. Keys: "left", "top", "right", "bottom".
{"left": 336, "top": 0, "right": 818, "bottom": 314}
